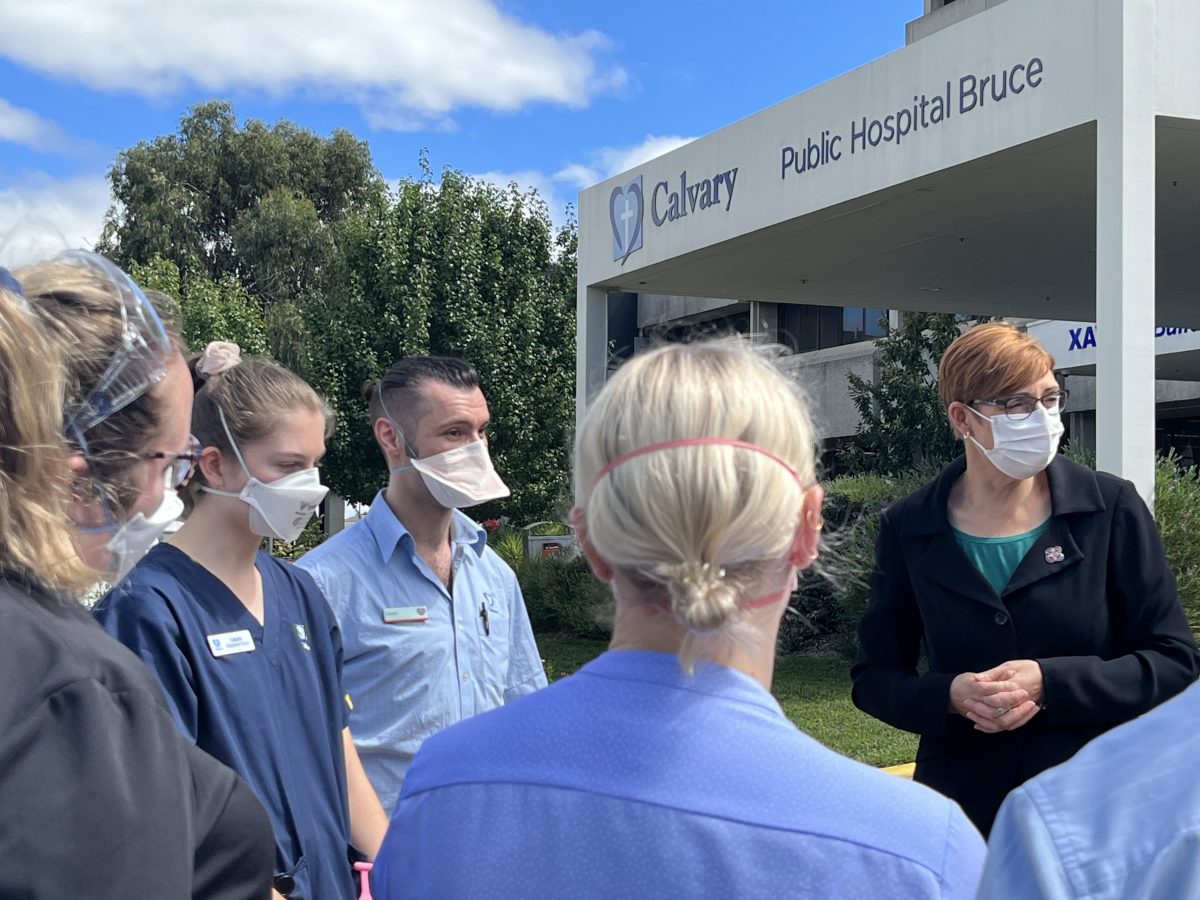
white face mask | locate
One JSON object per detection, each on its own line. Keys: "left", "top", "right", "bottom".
{"left": 967, "top": 404, "right": 1064, "bottom": 480}
{"left": 202, "top": 408, "right": 329, "bottom": 541}
{"left": 391, "top": 439, "right": 510, "bottom": 509}
{"left": 105, "top": 474, "right": 184, "bottom": 581}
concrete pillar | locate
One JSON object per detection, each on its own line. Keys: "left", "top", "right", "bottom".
{"left": 1095, "top": 0, "right": 1157, "bottom": 508}
{"left": 576, "top": 284, "right": 608, "bottom": 498}
{"left": 323, "top": 493, "right": 346, "bottom": 537}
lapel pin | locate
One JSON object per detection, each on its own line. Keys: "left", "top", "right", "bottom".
{"left": 1045, "top": 546, "right": 1065, "bottom": 564}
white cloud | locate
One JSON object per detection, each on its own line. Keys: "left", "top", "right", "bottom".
{"left": 460, "top": 134, "right": 697, "bottom": 231}
{"left": 0, "top": 0, "right": 626, "bottom": 131}
{"left": 0, "top": 97, "right": 72, "bottom": 152}
{"left": 0, "top": 173, "right": 110, "bottom": 267}
{"left": 553, "top": 134, "right": 697, "bottom": 189}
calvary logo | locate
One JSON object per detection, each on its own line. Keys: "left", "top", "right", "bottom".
{"left": 610, "top": 175, "right": 644, "bottom": 265}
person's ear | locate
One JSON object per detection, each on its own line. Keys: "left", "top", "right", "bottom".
{"left": 571, "top": 506, "right": 614, "bottom": 583}
{"left": 67, "top": 454, "right": 105, "bottom": 528}
{"left": 789, "top": 484, "right": 825, "bottom": 569}
{"left": 947, "top": 401, "right": 973, "bottom": 440}
{"left": 198, "top": 445, "right": 235, "bottom": 490}
{"left": 375, "top": 416, "right": 409, "bottom": 467}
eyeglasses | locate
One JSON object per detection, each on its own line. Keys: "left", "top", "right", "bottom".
{"left": 144, "top": 435, "right": 202, "bottom": 488}
{"left": 60, "top": 251, "right": 172, "bottom": 439}
{"left": 971, "top": 389, "right": 1070, "bottom": 421}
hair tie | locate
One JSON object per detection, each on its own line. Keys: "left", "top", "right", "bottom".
{"left": 196, "top": 341, "right": 242, "bottom": 378}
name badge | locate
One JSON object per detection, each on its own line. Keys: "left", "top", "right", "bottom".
{"left": 207, "top": 629, "right": 256, "bottom": 658}
{"left": 383, "top": 605, "right": 428, "bottom": 624}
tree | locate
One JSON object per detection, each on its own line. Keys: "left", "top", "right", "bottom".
{"left": 106, "top": 107, "right": 576, "bottom": 526}
{"left": 98, "top": 100, "right": 384, "bottom": 309}
{"left": 300, "top": 160, "right": 576, "bottom": 522}
{"left": 130, "top": 255, "right": 268, "bottom": 357}
{"left": 842, "top": 312, "right": 963, "bottom": 475}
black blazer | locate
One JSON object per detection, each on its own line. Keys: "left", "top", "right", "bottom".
{"left": 851, "top": 456, "right": 1200, "bottom": 835}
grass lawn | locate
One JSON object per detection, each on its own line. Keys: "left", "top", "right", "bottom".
{"left": 537, "top": 634, "right": 917, "bottom": 769}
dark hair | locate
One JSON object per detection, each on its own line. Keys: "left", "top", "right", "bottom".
{"left": 362, "top": 356, "right": 480, "bottom": 435}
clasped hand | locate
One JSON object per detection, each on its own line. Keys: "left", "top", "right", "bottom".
{"left": 949, "top": 659, "right": 1044, "bottom": 733}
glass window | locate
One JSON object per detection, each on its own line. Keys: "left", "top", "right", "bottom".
{"left": 842, "top": 307, "right": 864, "bottom": 344}
{"left": 865, "top": 308, "right": 887, "bottom": 338}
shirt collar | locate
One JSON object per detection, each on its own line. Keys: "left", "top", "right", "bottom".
{"left": 900, "top": 454, "right": 1106, "bottom": 536}
{"left": 364, "top": 490, "right": 488, "bottom": 563}
{"left": 581, "top": 649, "right": 785, "bottom": 717}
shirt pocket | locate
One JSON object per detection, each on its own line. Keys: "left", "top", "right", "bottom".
{"left": 475, "top": 590, "right": 512, "bottom": 677}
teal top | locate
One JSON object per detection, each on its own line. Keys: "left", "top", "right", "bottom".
{"left": 951, "top": 520, "right": 1049, "bottom": 595}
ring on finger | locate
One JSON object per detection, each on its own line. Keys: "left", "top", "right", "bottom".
{"left": 994, "top": 706, "right": 1010, "bottom": 715}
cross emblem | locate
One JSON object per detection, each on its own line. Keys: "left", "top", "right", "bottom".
{"left": 1045, "top": 546, "right": 1065, "bottom": 564}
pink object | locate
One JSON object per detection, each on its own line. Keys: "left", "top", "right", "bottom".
{"left": 591, "top": 436, "right": 802, "bottom": 491}
{"left": 353, "top": 862, "right": 374, "bottom": 900}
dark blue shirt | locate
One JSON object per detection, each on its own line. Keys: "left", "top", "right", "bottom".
{"left": 95, "top": 545, "right": 353, "bottom": 900}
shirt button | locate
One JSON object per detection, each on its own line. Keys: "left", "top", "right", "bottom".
{"left": 994, "top": 611, "right": 1010, "bottom": 626}
{"left": 461, "top": 673, "right": 470, "bottom": 682}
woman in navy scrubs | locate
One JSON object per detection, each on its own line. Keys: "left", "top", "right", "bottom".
{"left": 2, "top": 256, "right": 272, "bottom": 898}
{"left": 97, "top": 345, "right": 387, "bottom": 899}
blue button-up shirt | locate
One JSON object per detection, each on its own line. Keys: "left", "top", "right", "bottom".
{"left": 375, "top": 650, "right": 985, "bottom": 899}
{"left": 296, "top": 492, "right": 546, "bottom": 812}
{"left": 979, "top": 679, "right": 1200, "bottom": 899}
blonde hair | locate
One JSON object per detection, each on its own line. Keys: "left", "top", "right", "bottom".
{"left": 938, "top": 322, "right": 1055, "bottom": 409}
{"left": 19, "top": 259, "right": 182, "bottom": 513}
{"left": 0, "top": 283, "right": 95, "bottom": 594}
{"left": 187, "top": 356, "right": 333, "bottom": 506}
{"left": 575, "top": 339, "right": 817, "bottom": 668}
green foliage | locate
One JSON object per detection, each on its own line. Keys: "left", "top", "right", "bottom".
{"left": 106, "top": 104, "right": 576, "bottom": 528}
{"left": 1154, "top": 452, "right": 1200, "bottom": 632}
{"left": 843, "top": 312, "right": 963, "bottom": 475}
{"left": 270, "top": 515, "right": 327, "bottom": 563}
{"left": 819, "top": 471, "right": 927, "bottom": 657}
{"left": 516, "top": 555, "right": 611, "bottom": 641}
{"left": 1061, "top": 445, "right": 1199, "bottom": 633}
{"left": 130, "top": 255, "right": 268, "bottom": 356}
{"left": 301, "top": 160, "right": 575, "bottom": 522}
{"left": 100, "top": 100, "right": 383, "bottom": 303}
{"left": 488, "top": 526, "right": 528, "bottom": 572}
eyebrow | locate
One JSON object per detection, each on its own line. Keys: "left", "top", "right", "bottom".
{"left": 434, "top": 418, "right": 489, "bottom": 431}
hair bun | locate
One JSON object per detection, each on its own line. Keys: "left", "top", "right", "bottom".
{"left": 195, "top": 341, "right": 241, "bottom": 378}
{"left": 663, "top": 560, "right": 738, "bottom": 633}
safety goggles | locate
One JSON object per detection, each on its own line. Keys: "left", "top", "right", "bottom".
{"left": 60, "top": 251, "right": 172, "bottom": 439}
{"left": 143, "top": 435, "right": 202, "bottom": 488}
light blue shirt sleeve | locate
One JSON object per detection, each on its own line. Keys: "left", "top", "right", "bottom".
{"left": 977, "top": 787, "right": 1073, "bottom": 900}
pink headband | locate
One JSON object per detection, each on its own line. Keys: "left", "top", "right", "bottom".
{"left": 591, "top": 436, "right": 801, "bottom": 492}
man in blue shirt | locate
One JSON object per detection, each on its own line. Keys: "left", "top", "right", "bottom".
{"left": 298, "top": 356, "right": 546, "bottom": 813}
{"left": 978, "top": 679, "right": 1200, "bottom": 899}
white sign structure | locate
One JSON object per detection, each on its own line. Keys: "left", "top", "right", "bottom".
{"left": 577, "top": 0, "right": 1200, "bottom": 506}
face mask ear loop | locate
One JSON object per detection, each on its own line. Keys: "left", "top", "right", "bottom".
{"left": 216, "top": 406, "right": 254, "bottom": 480}
{"left": 378, "top": 390, "right": 420, "bottom": 460}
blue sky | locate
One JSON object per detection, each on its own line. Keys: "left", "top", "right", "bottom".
{"left": 0, "top": 0, "right": 923, "bottom": 263}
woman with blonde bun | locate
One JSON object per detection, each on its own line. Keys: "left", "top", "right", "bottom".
{"left": 372, "top": 339, "right": 986, "bottom": 900}
{"left": 0, "top": 257, "right": 272, "bottom": 898}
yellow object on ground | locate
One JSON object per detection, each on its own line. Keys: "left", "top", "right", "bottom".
{"left": 883, "top": 762, "right": 915, "bottom": 779}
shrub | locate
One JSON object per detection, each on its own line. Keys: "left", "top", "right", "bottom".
{"left": 814, "top": 470, "right": 928, "bottom": 658}
{"left": 1154, "top": 452, "right": 1200, "bottom": 633}
{"left": 518, "top": 554, "right": 611, "bottom": 640}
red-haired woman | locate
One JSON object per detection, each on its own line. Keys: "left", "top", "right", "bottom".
{"left": 852, "top": 322, "right": 1199, "bottom": 834}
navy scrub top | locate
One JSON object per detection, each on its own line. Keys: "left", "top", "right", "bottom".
{"left": 95, "top": 544, "right": 354, "bottom": 900}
